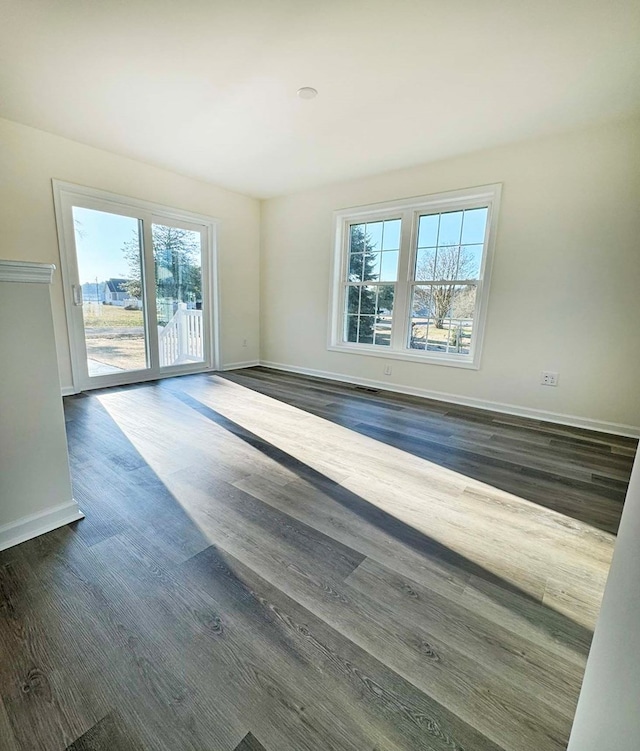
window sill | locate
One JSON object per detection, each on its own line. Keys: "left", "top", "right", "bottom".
{"left": 327, "top": 343, "right": 480, "bottom": 370}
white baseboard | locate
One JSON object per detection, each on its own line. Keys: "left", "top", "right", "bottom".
{"left": 0, "top": 500, "right": 85, "bottom": 552}
{"left": 61, "top": 385, "right": 78, "bottom": 397}
{"left": 259, "top": 360, "right": 640, "bottom": 438}
{"left": 57, "top": 357, "right": 640, "bottom": 438}
{"left": 220, "top": 360, "right": 261, "bottom": 371}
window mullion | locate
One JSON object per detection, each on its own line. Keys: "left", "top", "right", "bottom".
{"left": 390, "top": 208, "right": 414, "bottom": 351}
{"left": 141, "top": 214, "right": 160, "bottom": 371}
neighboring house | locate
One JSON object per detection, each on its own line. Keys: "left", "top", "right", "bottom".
{"left": 104, "top": 278, "right": 129, "bottom": 306}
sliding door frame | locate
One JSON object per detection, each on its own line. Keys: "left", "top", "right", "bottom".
{"left": 52, "top": 180, "right": 220, "bottom": 394}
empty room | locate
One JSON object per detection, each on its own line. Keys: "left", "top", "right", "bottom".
{"left": 1, "top": 1, "right": 639, "bottom": 749}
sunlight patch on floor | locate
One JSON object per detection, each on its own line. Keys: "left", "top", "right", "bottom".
{"left": 96, "top": 376, "right": 614, "bottom": 629}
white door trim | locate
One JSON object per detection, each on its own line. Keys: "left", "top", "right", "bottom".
{"left": 52, "top": 179, "right": 220, "bottom": 392}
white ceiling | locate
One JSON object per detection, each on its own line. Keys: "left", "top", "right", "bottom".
{"left": 1, "top": 0, "right": 639, "bottom": 198}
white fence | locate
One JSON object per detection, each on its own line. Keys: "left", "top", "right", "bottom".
{"left": 158, "top": 304, "right": 204, "bottom": 367}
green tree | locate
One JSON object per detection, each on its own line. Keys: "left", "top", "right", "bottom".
{"left": 122, "top": 226, "right": 201, "bottom": 314}
{"left": 347, "top": 226, "right": 393, "bottom": 343}
{"left": 122, "top": 237, "right": 143, "bottom": 300}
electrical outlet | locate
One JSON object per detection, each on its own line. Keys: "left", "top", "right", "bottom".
{"left": 242, "top": 338, "right": 248, "bottom": 348}
{"left": 541, "top": 371, "right": 559, "bottom": 386}
{"left": 384, "top": 364, "right": 392, "bottom": 376}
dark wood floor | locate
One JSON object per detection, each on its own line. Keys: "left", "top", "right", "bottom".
{"left": 0, "top": 367, "right": 636, "bottom": 751}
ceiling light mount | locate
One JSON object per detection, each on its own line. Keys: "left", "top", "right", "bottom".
{"left": 297, "top": 86, "right": 318, "bottom": 100}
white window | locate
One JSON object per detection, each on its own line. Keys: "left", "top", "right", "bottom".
{"left": 328, "top": 184, "right": 501, "bottom": 369}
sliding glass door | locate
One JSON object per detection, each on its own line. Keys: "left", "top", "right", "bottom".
{"left": 152, "top": 222, "right": 206, "bottom": 369}
{"left": 72, "top": 206, "right": 151, "bottom": 377}
{"left": 54, "top": 182, "right": 217, "bottom": 392}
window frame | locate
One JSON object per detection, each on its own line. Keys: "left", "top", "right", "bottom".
{"left": 52, "top": 180, "right": 220, "bottom": 393}
{"left": 328, "top": 184, "right": 502, "bottom": 370}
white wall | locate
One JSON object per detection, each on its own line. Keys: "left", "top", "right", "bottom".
{"left": 260, "top": 117, "right": 640, "bottom": 432}
{"left": 567, "top": 450, "right": 640, "bottom": 747}
{"left": 2, "top": 115, "right": 638, "bottom": 430}
{"left": 0, "top": 270, "right": 82, "bottom": 549}
{"left": 0, "top": 117, "right": 261, "bottom": 391}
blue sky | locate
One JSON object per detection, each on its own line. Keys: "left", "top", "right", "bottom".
{"left": 73, "top": 206, "right": 139, "bottom": 284}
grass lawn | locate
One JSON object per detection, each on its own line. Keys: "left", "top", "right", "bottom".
{"left": 86, "top": 336, "right": 147, "bottom": 371}
{"left": 82, "top": 303, "right": 143, "bottom": 328}
{"left": 82, "top": 304, "right": 146, "bottom": 370}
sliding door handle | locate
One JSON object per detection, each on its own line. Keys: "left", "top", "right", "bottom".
{"left": 72, "top": 284, "right": 83, "bottom": 306}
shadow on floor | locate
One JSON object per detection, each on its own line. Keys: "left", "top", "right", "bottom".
{"left": 162, "top": 383, "right": 594, "bottom": 649}
{"left": 19, "top": 382, "right": 598, "bottom": 749}
{"left": 217, "top": 368, "right": 634, "bottom": 535}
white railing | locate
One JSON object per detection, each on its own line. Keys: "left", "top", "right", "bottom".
{"left": 158, "top": 303, "right": 204, "bottom": 367}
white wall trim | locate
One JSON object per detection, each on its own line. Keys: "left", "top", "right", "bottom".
{"left": 260, "top": 360, "right": 640, "bottom": 438}
{"left": 58, "top": 357, "right": 640, "bottom": 437}
{"left": 0, "top": 260, "right": 55, "bottom": 284}
{"left": 220, "top": 360, "right": 261, "bottom": 371}
{"left": 0, "top": 500, "right": 84, "bottom": 553}
{"left": 326, "top": 342, "right": 480, "bottom": 369}
{"left": 60, "top": 364, "right": 222, "bottom": 396}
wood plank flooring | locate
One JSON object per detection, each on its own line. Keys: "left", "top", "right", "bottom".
{"left": 0, "top": 367, "right": 636, "bottom": 750}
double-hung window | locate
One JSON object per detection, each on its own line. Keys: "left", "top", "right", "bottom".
{"left": 329, "top": 184, "right": 501, "bottom": 369}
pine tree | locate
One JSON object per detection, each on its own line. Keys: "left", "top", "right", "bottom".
{"left": 347, "top": 226, "right": 396, "bottom": 344}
